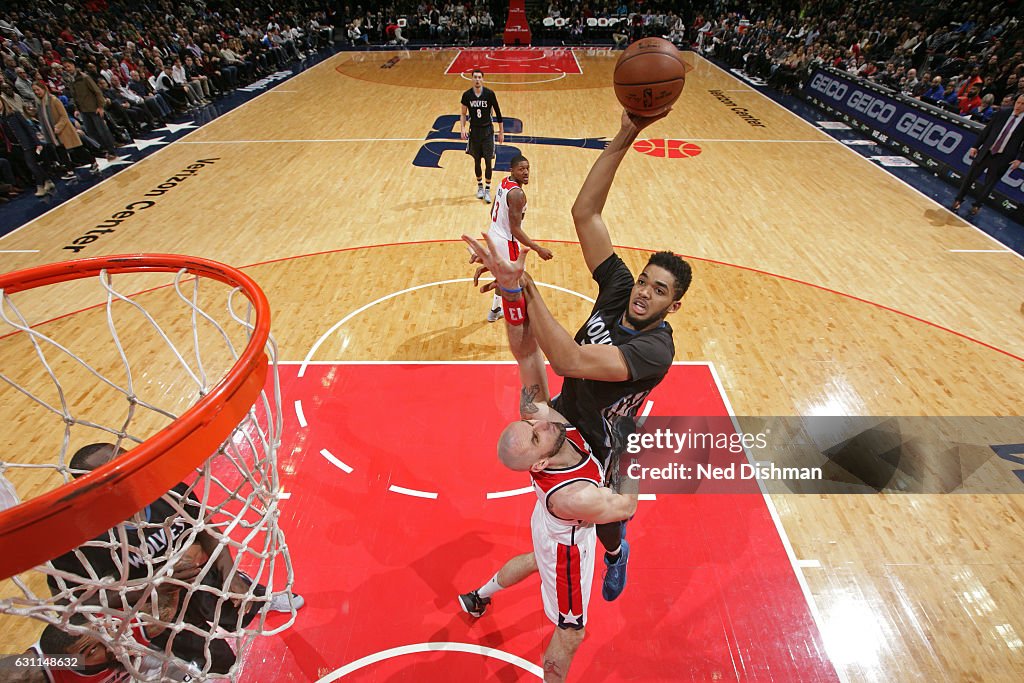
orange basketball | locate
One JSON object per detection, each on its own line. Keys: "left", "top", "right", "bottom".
{"left": 613, "top": 38, "right": 687, "bottom": 116}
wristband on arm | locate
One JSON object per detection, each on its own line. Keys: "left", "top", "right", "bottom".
{"left": 502, "top": 296, "right": 527, "bottom": 325}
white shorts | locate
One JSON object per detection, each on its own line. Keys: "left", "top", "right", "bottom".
{"left": 487, "top": 226, "right": 519, "bottom": 260}
{"left": 531, "top": 501, "right": 595, "bottom": 630}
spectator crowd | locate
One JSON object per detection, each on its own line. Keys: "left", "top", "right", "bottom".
{"left": 692, "top": 1, "right": 1021, "bottom": 123}
{"left": 3, "top": 0, "right": 1021, "bottom": 203}
{"left": 0, "top": 0, "right": 335, "bottom": 201}
{"left": 532, "top": 0, "right": 1020, "bottom": 124}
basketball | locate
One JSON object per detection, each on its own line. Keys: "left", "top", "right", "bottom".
{"left": 613, "top": 37, "right": 687, "bottom": 116}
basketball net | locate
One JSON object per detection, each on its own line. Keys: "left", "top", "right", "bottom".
{"left": 0, "top": 256, "right": 296, "bottom": 681}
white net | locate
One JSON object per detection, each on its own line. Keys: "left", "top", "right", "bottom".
{"left": 0, "top": 260, "right": 295, "bottom": 681}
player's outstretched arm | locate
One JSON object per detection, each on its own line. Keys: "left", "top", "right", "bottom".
{"left": 510, "top": 319, "right": 563, "bottom": 422}
{"left": 507, "top": 189, "right": 553, "bottom": 260}
{"left": 462, "top": 232, "right": 529, "bottom": 291}
{"left": 571, "top": 109, "right": 670, "bottom": 274}
{"left": 550, "top": 483, "right": 637, "bottom": 525}
{"left": 521, "top": 273, "right": 630, "bottom": 382}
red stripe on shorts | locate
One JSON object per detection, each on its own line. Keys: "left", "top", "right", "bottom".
{"left": 556, "top": 542, "right": 581, "bottom": 617}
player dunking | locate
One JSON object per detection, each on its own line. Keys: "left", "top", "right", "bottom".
{"left": 460, "top": 69, "right": 503, "bottom": 203}
{"left": 458, "top": 245, "right": 637, "bottom": 682}
{"left": 465, "top": 109, "right": 693, "bottom": 603}
{"left": 483, "top": 155, "right": 553, "bottom": 322}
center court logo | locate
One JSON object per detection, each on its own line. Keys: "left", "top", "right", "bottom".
{"left": 413, "top": 116, "right": 702, "bottom": 168}
{"left": 412, "top": 115, "right": 607, "bottom": 170}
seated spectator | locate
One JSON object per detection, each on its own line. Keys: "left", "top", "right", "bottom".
{"left": 900, "top": 68, "right": 921, "bottom": 95}
{"left": 921, "top": 76, "right": 946, "bottom": 104}
{"left": 154, "top": 63, "right": 193, "bottom": 110}
{"left": 939, "top": 83, "right": 959, "bottom": 110}
{"left": 911, "top": 71, "right": 932, "bottom": 98}
{"left": 958, "top": 84, "right": 983, "bottom": 116}
{"left": 128, "top": 68, "right": 174, "bottom": 118}
{"left": 348, "top": 21, "right": 369, "bottom": 46}
{"left": 969, "top": 93, "right": 997, "bottom": 122}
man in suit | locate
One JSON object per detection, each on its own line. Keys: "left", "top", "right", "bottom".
{"left": 952, "top": 94, "right": 1024, "bottom": 217}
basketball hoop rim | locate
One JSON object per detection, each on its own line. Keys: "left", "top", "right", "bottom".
{"left": 0, "top": 254, "right": 272, "bottom": 580}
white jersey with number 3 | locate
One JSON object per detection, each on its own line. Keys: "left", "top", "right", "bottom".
{"left": 488, "top": 177, "right": 526, "bottom": 244}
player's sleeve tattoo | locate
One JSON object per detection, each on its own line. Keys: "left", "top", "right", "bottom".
{"left": 520, "top": 384, "right": 542, "bottom": 415}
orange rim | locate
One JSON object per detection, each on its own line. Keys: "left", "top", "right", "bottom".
{"left": 0, "top": 254, "right": 271, "bottom": 580}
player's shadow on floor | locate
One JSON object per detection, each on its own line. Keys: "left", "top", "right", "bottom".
{"left": 924, "top": 207, "right": 961, "bottom": 226}
{"left": 391, "top": 321, "right": 500, "bottom": 360}
{"left": 414, "top": 611, "right": 548, "bottom": 683}
{"left": 407, "top": 530, "right": 503, "bottom": 605}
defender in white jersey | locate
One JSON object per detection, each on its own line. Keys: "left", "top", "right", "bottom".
{"left": 483, "top": 155, "right": 553, "bottom": 322}
{"left": 458, "top": 265, "right": 637, "bottom": 682}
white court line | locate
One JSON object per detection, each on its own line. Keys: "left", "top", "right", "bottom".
{"left": 681, "top": 138, "right": 835, "bottom": 143}
{"left": 706, "top": 361, "right": 849, "bottom": 683}
{"left": 697, "top": 55, "right": 1024, "bottom": 263}
{"left": 319, "top": 448, "right": 353, "bottom": 474}
{"left": 486, "top": 486, "right": 533, "bottom": 499}
{"left": 178, "top": 137, "right": 427, "bottom": 144}
{"left": 294, "top": 400, "right": 307, "bottom": 428}
{"left": 297, "top": 279, "right": 594, "bottom": 377}
{"left": 281, "top": 360, "right": 713, "bottom": 365}
{"left": 485, "top": 53, "right": 545, "bottom": 62}
{"left": 0, "top": 250, "right": 41, "bottom": 253}
{"left": 444, "top": 49, "right": 461, "bottom": 74}
{"left": 637, "top": 399, "right": 654, "bottom": 428}
{"left": 316, "top": 642, "right": 542, "bottom": 681}
{"left": 388, "top": 484, "right": 439, "bottom": 499}
{"left": 797, "top": 559, "right": 822, "bottom": 568}
{"left": 948, "top": 249, "right": 1013, "bottom": 253}
{"left": 571, "top": 49, "right": 582, "bottom": 74}
{"left": 177, "top": 136, "right": 835, "bottom": 145}
{"left": 460, "top": 72, "right": 567, "bottom": 85}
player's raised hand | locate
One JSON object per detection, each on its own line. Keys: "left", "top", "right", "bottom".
{"left": 461, "top": 232, "right": 530, "bottom": 292}
{"left": 622, "top": 107, "right": 671, "bottom": 132}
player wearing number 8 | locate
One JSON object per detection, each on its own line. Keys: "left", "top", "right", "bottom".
{"left": 460, "top": 69, "right": 504, "bottom": 203}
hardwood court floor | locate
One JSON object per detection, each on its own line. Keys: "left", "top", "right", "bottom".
{"left": 2, "top": 48, "right": 1024, "bottom": 682}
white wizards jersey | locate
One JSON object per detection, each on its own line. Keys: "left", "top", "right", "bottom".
{"left": 488, "top": 176, "right": 526, "bottom": 243}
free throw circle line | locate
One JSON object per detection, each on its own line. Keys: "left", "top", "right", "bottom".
{"left": 299, "top": 279, "right": 594, "bottom": 377}
{"left": 316, "top": 641, "right": 543, "bottom": 680}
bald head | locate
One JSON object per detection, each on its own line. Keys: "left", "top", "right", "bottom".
{"left": 498, "top": 422, "right": 536, "bottom": 471}
{"left": 497, "top": 419, "right": 569, "bottom": 472}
